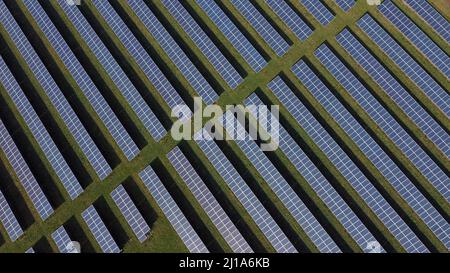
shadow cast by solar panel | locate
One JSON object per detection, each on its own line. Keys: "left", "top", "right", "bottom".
{"left": 121, "top": 177, "right": 157, "bottom": 228}
{"left": 37, "top": 0, "right": 147, "bottom": 151}
{"left": 107, "top": 0, "right": 197, "bottom": 113}
{"left": 93, "top": 197, "right": 129, "bottom": 250}
{"left": 212, "top": 129, "right": 309, "bottom": 252}
{"left": 33, "top": 236, "right": 53, "bottom": 253}
{"left": 0, "top": 92, "right": 65, "bottom": 209}
{"left": 178, "top": 140, "right": 266, "bottom": 252}
{"left": 0, "top": 160, "right": 34, "bottom": 230}
{"left": 64, "top": 217, "right": 96, "bottom": 253}
{"left": 151, "top": 158, "right": 224, "bottom": 253}
{"left": 180, "top": 1, "right": 248, "bottom": 78}
{"left": 213, "top": 0, "right": 271, "bottom": 62}
{"left": 78, "top": 2, "right": 173, "bottom": 133}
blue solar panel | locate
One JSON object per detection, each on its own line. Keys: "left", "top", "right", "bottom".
{"left": 245, "top": 93, "right": 379, "bottom": 252}
{"left": 139, "top": 165, "right": 208, "bottom": 253}
{"left": 300, "top": 0, "right": 335, "bottom": 25}
{"left": 0, "top": 119, "right": 54, "bottom": 220}
{"left": 82, "top": 205, "right": 120, "bottom": 253}
{"left": 195, "top": 0, "right": 267, "bottom": 72}
{"left": 0, "top": 189, "right": 23, "bottom": 241}
{"left": 91, "top": 1, "right": 187, "bottom": 117}
{"left": 379, "top": 1, "right": 450, "bottom": 78}
{"left": 405, "top": 0, "right": 450, "bottom": 43}
{"left": 293, "top": 59, "right": 449, "bottom": 249}
{"left": 265, "top": 0, "right": 312, "bottom": 41}
{"left": 221, "top": 114, "right": 339, "bottom": 252}
{"left": 128, "top": 0, "right": 218, "bottom": 105}
{"left": 19, "top": 1, "right": 112, "bottom": 180}
{"left": 161, "top": 0, "right": 243, "bottom": 89}
{"left": 51, "top": 226, "right": 72, "bottom": 253}
{"left": 0, "top": 46, "right": 83, "bottom": 201}
{"left": 110, "top": 185, "right": 150, "bottom": 243}
{"left": 195, "top": 130, "right": 296, "bottom": 253}
{"left": 58, "top": 0, "right": 165, "bottom": 144}
{"left": 335, "top": 0, "right": 355, "bottom": 12}
{"left": 358, "top": 14, "right": 450, "bottom": 117}
{"left": 230, "top": 0, "right": 290, "bottom": 56}
{"left": 268, "top": 76, "right": 427, "bottom": 253}
{"left": 167, "top": 147, "right": 252, "bottom": 253}
{"left": 336, "top": 29, "right": 450, "bottom": 202}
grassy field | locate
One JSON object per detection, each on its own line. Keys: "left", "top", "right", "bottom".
{"left": 0, "top": 0, "right": 448, "bottom": 253}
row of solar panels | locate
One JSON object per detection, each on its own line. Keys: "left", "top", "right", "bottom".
{"left": 0, "top": 0, "right": 448, "bottom": 252}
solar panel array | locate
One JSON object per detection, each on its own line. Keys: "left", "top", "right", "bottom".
{"left": 335, "top": 0, "right": 355, "bottom": 12}
{"left": 195, "top": 130, "right": 296, "bottom": 253}
{"left": 51, "top": 226, "right": 73, "bottom": 253}
{"left": 229, "top": 0, "right": 290, "bottom": 56}
{"left": 0, "top": 189, "right": 23, "bottom": 241}
{"left": 128, "top": 0, "right": 218, "bottom": 105}
{"left": 336, "top": 29, "right": 450, "bottom": 201}
{"left": 358, "top": 14, "right": 450, "bottom": 117}
{"left": 0, "top": 22, "right": 83, "bottom": 201}
{"left": 404, "top": 0, "right": 450, "bottom": 43}
{"left": 167, "top": 147, "right": 252, "bottom": 253}
{"left": 0, "top": 119, "right": 53, "bottom": 220}
{"left": 293, "top": 59, "right": 449, "bottom": 248}
{"left": 57, "top": 0, "right": 165, "bottom": 145}
{"left": 20, "top": 0, "right": 112, "bottom": 180}
{"left": 379, "top": 1, "right": 450, "bottom": 78}
{"left": 265, "top": 0, "right": 312, "bottom": 41}
{"left": 221, "top": 113, "right": 339, "bottom": 253}
{"left": 110, "top": 185, "right": 150, "bottom": 243}
{"left": 0, "top": 0, "right": 449, "bottom": 253}
{"left": 91, "top": 0, "right": 186, "bottom": 113}
{"left": 195, "top": 0, "right": 267, "bottom": 72}
{"left": 268, "top": 76, "right": 427, "bottom": 253}
{"left": 245, "top": 93, "right": 379, "bottom": 253}
{"left": 300, "top": 0, "right": 335, "bottom": 25}
{"left": 139, "top": 165, "right": 208, "bottom": 253}
{"left": 81, "top": 205, "right": 120, "bottom": 253}
{"left": 161, "top": 0, "right": 242, "bottom": 89}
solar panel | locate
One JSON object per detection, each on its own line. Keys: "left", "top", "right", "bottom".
{"left": 0, "top": 189, "right": 23, "bottom": 241}
{"left": 268, "top": 76, "right": 427, "bottom": 253}
{"left": 110, "top": 185, "right": 150, "bottom": 243}
{"left": 300, "top": 0, "right": 334, "bottom": 25}
{"left": 195, "top": 130, "right": 296, "bottom": 253}
{"left": 167, "top": 147, "right": 252, "bottom": 253}
{"left": 357, "top": 14, "right": 450, "bottom": 117}
{"left": 221, "top": 113, "right": 339, "bottom": 252}
{"left": 127, "top": 0, "right": 218, "bottom": 105}
{"left": 0, "top": 119, "right": 54, "bottom": 220}
{"left": 139, "top": 165, "right": 208, "bottom": 253}
{"left": 0, "top": 40, "right": 83, "bottom": 201}
{"left": 57, "top": 0, "right": 165, "bottom": 144}
{"left": 161, "top": 0, "right": 243, "bottom": 89}
{"left": 293, "top": 59, "right": 449, "bottom": 249}
{"left": 91, "top": 1, "right": 186, "bottom": 114}
{"left": 18, "top": 0, "right": 112, "bottom": 180}
{"left": 230, "top": 0, "right": 290, "bottom": 56}
{"left": 25, "top": 248, "right": 34, "bottom": 253}
{"left": 81, "top": 205, "right": 120, "bottom": 253}
{"left": 265, "top": 0, "right": 312, "bottom": 41}
{"left": 51, "top": 226, "right": 72, "bottom": 253}
{"left": 379, "top": 1, "right": 449, "bottom": 78}
{"left": 335, "top": 0, "right": 355, "bottom": 12}
{"left": 195, "top": 0, "right": 267, "bottom": 72}
{"left": 336, "top": 29, "right": 450, "bottom": 202}
{"left": 245, "top": 93, "right": 379, "bottom": 252}
{"left": 405, "top": 0, "right": 450, "bottom": 43}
